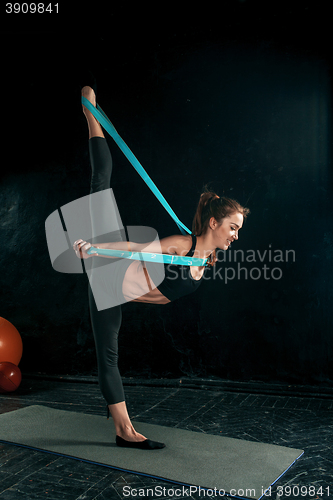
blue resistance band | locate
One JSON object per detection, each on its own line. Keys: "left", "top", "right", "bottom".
{"left": 87, "top": 247, "right": 207, "bottom": 266}
{"left": 82, "top": 96, "right": 208, "bottom": 267}
{"left": 82, "top": 96, "right": 191, "bottom": 235}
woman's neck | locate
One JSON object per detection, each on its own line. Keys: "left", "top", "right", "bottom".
{"left": 194, "top": 233, "right": 216, "bottom": 260}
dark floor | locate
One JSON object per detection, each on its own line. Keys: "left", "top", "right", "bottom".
{"left": 0, "top": 377, "right": 332, "bottom": 500}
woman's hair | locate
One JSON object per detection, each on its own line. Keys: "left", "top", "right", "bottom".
{"left": 192, "top": 186, "right": 250, "bottom": 266}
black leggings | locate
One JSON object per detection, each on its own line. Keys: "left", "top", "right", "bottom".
{"left": 88, "top": 137, "right": 125, "bottom": 405}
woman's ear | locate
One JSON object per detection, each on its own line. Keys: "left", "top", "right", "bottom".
{"left": 209, "top": 217, "right": 218, "bottom": 230}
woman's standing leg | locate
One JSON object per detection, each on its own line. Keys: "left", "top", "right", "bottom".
{"left": 82, "top": 86, "right": 147, "bottom": 442}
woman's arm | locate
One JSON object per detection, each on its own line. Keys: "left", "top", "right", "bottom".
{"left": 73, "top": 235, "right": 185, "bottom": 260}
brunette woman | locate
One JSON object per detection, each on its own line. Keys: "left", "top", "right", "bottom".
{"left": 73, "top": 86, "right": 249, "bottom": 449}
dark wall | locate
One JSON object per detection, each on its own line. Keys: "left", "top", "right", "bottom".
{"left": 1, "top": 5, "right": 332, "bottom": 386}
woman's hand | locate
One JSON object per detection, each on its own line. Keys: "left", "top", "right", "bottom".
{"left": 73, "top": 239, "right": 96, "bottom": 259}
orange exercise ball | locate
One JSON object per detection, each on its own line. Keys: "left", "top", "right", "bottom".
{"left": 0, "top": 362, "right": 22, "bottom": 393}
{"left": 0, "top": 317, "right": 23, "bottom": 365}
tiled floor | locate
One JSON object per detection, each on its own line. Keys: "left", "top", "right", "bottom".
{"left": 0, "top": 377, "right": 332, "bottom": 499}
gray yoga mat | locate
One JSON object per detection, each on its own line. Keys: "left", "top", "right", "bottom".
{"left": 0, "top": 405, "right": 303, "bottom": 500}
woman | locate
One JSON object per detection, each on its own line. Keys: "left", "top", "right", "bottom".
{"left": 73, "top": 86, "right": 249, "bottom": 450}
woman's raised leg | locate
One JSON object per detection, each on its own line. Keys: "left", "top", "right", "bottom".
{"left": 83, "top": 86, "right": 157, "bottom": 445}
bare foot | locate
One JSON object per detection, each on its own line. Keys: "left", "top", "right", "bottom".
{"left": 81, "top": 85, "right": 96, "bottom": 113}
{"left": 81, "top": 85, "right": 104, "bottom": 138}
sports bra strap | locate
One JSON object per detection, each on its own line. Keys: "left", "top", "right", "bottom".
{"left": 185, "top": 234, "right": 196, "bottom": 257}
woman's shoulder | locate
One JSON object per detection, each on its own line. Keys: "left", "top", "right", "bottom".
{"left": 159, "top": 234, "right": 193, "bottom": 255}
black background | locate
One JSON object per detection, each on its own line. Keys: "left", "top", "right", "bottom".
{"left": 1, "top": 1, "right": 332, "bottom": 386}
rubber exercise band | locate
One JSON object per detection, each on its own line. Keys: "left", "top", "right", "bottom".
{"left": 82, "top": 96, "right": 208, "bottom": 267}
{"left": 81, "top": 96, "right": 191, "bottom": 236}
{"left": 87, "top": 247, "right": 208, "bottom": 267}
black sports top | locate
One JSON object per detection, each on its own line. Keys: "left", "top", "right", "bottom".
{"left": 154, "top": 234, "right": 207, "bottom": 301}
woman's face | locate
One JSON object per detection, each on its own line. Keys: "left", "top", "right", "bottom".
{"left": 211, "top": 212, "right": 244, "bottom": 250}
